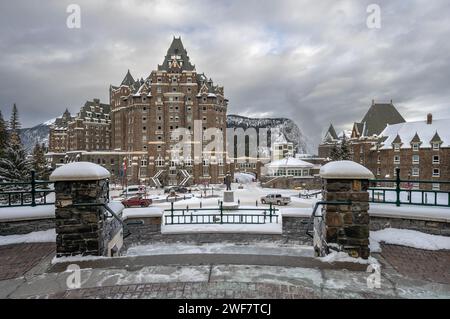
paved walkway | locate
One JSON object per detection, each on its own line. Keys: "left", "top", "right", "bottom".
{"left": 1, "top": 243, "right": 450, "bottom": 299}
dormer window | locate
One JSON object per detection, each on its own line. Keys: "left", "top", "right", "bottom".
{"left": 412, "top": 143, "right": 419, "bottom": 151}
{"left": 432, "top": 143, "right": 440, "bottom": 150}
{"left": 394, "top": 144, "right": 400, "bottom": 151}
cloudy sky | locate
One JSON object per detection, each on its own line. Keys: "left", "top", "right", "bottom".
{"left": 0, "top": 0, "right": 449, "bottom": 150}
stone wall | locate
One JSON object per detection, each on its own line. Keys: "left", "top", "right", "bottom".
{"left": 54, "top": 179, "right": 121, "bottom": 257}
{"left": 0, "top": 218, "right": 55, "bottom": 236}
{"left": 123, "top": 215, "right": 312, "bottom": 248}
{"left": 370, "top": 216, "right": 450, "bottom": 236}
{"left": 320, "top": 179, "right": 371, "bottom": 259}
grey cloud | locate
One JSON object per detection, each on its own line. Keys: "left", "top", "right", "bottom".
{"left": 0, "top": 0, "right": 449, "bottom": 151}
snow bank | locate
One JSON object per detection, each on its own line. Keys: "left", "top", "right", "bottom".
{"left": 320, "top": 160, "right": 374, "bottom": 179}
{"left": 50, "top": 162, "right": 110, "bottom": 181}
{"left": 280, "top": 207, "right": 312, "bottom": 217}
{"left": 0, "top": 205, "right": 55, "bottom": 221}
{"left": 318, "top": 251, "right": 379, "bottom": 265}
{"left": 123, "top": 207, "right": 164, "bottom": 219}
{"left": 162, "top": 223, "right": 282, "bottom": 234}
{"left": 370, "top": 228, "right": 450, "bottom": 251}
{"left": 0, "top": 229, "right": 55, "bottom": 246}
{"left": 234, "top": 172, "right": 255, "bottom": 184}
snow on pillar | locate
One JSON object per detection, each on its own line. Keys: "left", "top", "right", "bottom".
{"left": 317, "top": 161, "right": 374, "bottom": 259}
{"left": 50, "top": 162, "right": 123, "bottom": 258}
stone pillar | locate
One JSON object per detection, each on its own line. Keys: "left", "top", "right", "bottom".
{"left": 316, "top": 161, "right": 374, "bottom": 259}
{"left": 50, "top": 162, "right": 123, "bottom": 258}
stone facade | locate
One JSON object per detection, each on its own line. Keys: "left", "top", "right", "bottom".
{"left": 53, "top": 178, "right": 122, "bottom": 257}
{"left": 315, "top": 169, "right": 372, "bottom": 259}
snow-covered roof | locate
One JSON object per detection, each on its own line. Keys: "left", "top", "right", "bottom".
{"left": 50, "top": 162, "right": 111, "bottom": 181}
{"left": 320, "top": 160, "right": 374, "bottom": 179}
{"left": 266, "top": 157, "right": 314, "bottom": 168}
{"left": 379, "top": 118, "right": 450, "bottom": 149}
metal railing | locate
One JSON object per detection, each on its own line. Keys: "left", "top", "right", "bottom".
{"left": 369, "top": 168, "right": 450, "bottom": 207}
{"left": 164, "top": 202, "right": 279, "bottom": 225}
{"left": 0, "top": 171, "right": 55, "bottom": 208}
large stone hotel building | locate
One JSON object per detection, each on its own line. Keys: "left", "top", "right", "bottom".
{"left": 47, "top": 37, "right": 233, "bottom": 187}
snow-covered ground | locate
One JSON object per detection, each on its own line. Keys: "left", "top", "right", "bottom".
{"left": 370, "top": 228, "right": 450, "bottom": 251}
{"left": 0, "top": 229, "right": 55, "bottom": 246}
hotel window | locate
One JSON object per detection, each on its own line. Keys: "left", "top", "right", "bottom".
{"left": 203, "top": 106, "right": 207, "bottom": 111}
{"left": 157, "top": 87, "right": 162, "bottom": 93}
{"left": 412, "top": 167, "right": 419, "bottom": 177}
{"left": 412, "top": 143, "right": 419, "bottom": 151}
{"left": 412, "top": 155, "right": 419, "bottom": 164}
{"left": 185, "top": 157, "right": 192, "bottom": 167}
{"left": 219, "top": 166, "right": 224, "bottom": 175}
{"left": 432, "top": 183, "right": 440, "bottom": 191}
{"left": 433, "top": 168, "right": 440, "bottom": 177}
{"left": 187, "top": 77, "right": 192, "bottom": 83}
{"left": 433, "top": 155, "right": 440, "bottom": 164}
{"left": 394, "top": 155, "right": 400, "bottom": 164}
{"left": 203, "top": 166, "right": 209, "bottom": 176}
{"left": 141, "top": 159, "right": 148, "bottom": 167}
{"left": 187, "top": 88, "right": 192, "bottom": 93}
{"left": 432, "top": 143, "right": 440, "bottom": 150}
{"left": 377, "top": 156, "right": 381, "bottom": 164}
{"left": 157, "top": 78, "right": 162, "bottom": 83}
{"left": 377, "top": 167, "right": 381, "bottom": 176}
{"left": 394, "top": 144, "right": 400, "bottom": 151}
{"left": 172, "top": 87, "right": 177, "bottom": 92}
{"left": 156, "top": 157, "right": 164, "bottom": 167}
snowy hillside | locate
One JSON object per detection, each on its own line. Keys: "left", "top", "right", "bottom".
{"left": 19, "top": 120, "right": 54, "bottom": 153}
{"left": 227, "top": 114, "right": 310, "bottom": 153}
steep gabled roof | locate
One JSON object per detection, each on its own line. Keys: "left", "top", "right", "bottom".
{"left": 158, "top": 37, "right": 195, "bottom": 72}
{"left": 121, "top": 70, "right": 135, "bottom": 86}
{"left": 410, "top": 132, "right": 422, "bottom": 144}
{"left": 430, "top": 132, "right": 442, "bottom": 144}
{"left": 327, "top": 124, "right": 338, "bottom": 139}
{"left": 360, "top": 102, "right": 406, "bottom": 136}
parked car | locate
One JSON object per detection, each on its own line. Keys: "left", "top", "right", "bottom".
{"left": 121, "top": 185, "right": 146, "bottom": 197}
{"left": 260, "top": 194, "right": 291, "bottom": 206}
{"left": 164, "top": 186, "right": 188, "bottom": 194}
{"left": 121, "top": 196, "right": 152, "bottom": 208}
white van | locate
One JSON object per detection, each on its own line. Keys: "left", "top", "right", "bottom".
{"left": 121, "top": 185, "right": 146, "bottom": 197}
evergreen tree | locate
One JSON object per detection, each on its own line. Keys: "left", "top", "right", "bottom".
{"left": 8, "top": 104, "right": 22, "bottom": 148}
{"left": 329, "top": 134, "right": 352, "bottom": 161}
{"left": 340, "top": 135, "right": 351, "bottom": 160}
{"left": 0, "top": 104, "right": 31, "bottom": 182}
{"left": 32, "top": 143, "right": 49, "bottom": 180}
{"left": 0, "top": 110, "right": 8, "bottom": 158}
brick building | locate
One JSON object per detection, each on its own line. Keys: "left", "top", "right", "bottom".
{"left": 48, "top": 37, "right": 233, "bottom": 187}
{"left": 48, "top": 109, "right": 73, "bottom": 153}
{"left": 318, "top": 100, "right": 450, "bottom": 190}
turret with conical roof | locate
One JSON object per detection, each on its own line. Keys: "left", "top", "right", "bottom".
{"left": 121, "top": 69, "right": 135, "bottom": 86}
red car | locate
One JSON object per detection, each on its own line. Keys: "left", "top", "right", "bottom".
{"left": 121, "top": 196, "right": 152, "bottom": 208}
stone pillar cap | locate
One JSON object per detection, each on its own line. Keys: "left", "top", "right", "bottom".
{"left": 50, "top": 162, "right": 111, "bottom": 181}
{"left": 320, "top": 160, "right": 374, "bottom": 180}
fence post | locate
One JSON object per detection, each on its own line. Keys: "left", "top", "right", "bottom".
{"left": 269, "top": 203, "right": 273, "bottom": 223}
{"left": 220, "top": 201, "right": 223, "bottom": 224}
{"left": 171, "top": 201, "right": 174, "bottom": 224}
{"left": 395, "top": 168, "right": 401, "bottom": 207}
{"left": 31, "top": 170, "right": 36, "bottom": 207}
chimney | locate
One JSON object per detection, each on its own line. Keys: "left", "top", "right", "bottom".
{"left": 427, "top": 113, "right": 433, "bottom": 125}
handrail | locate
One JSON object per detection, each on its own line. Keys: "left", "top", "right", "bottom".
{"left": 306, "top": 200, "right": 352, "bottom": 238}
